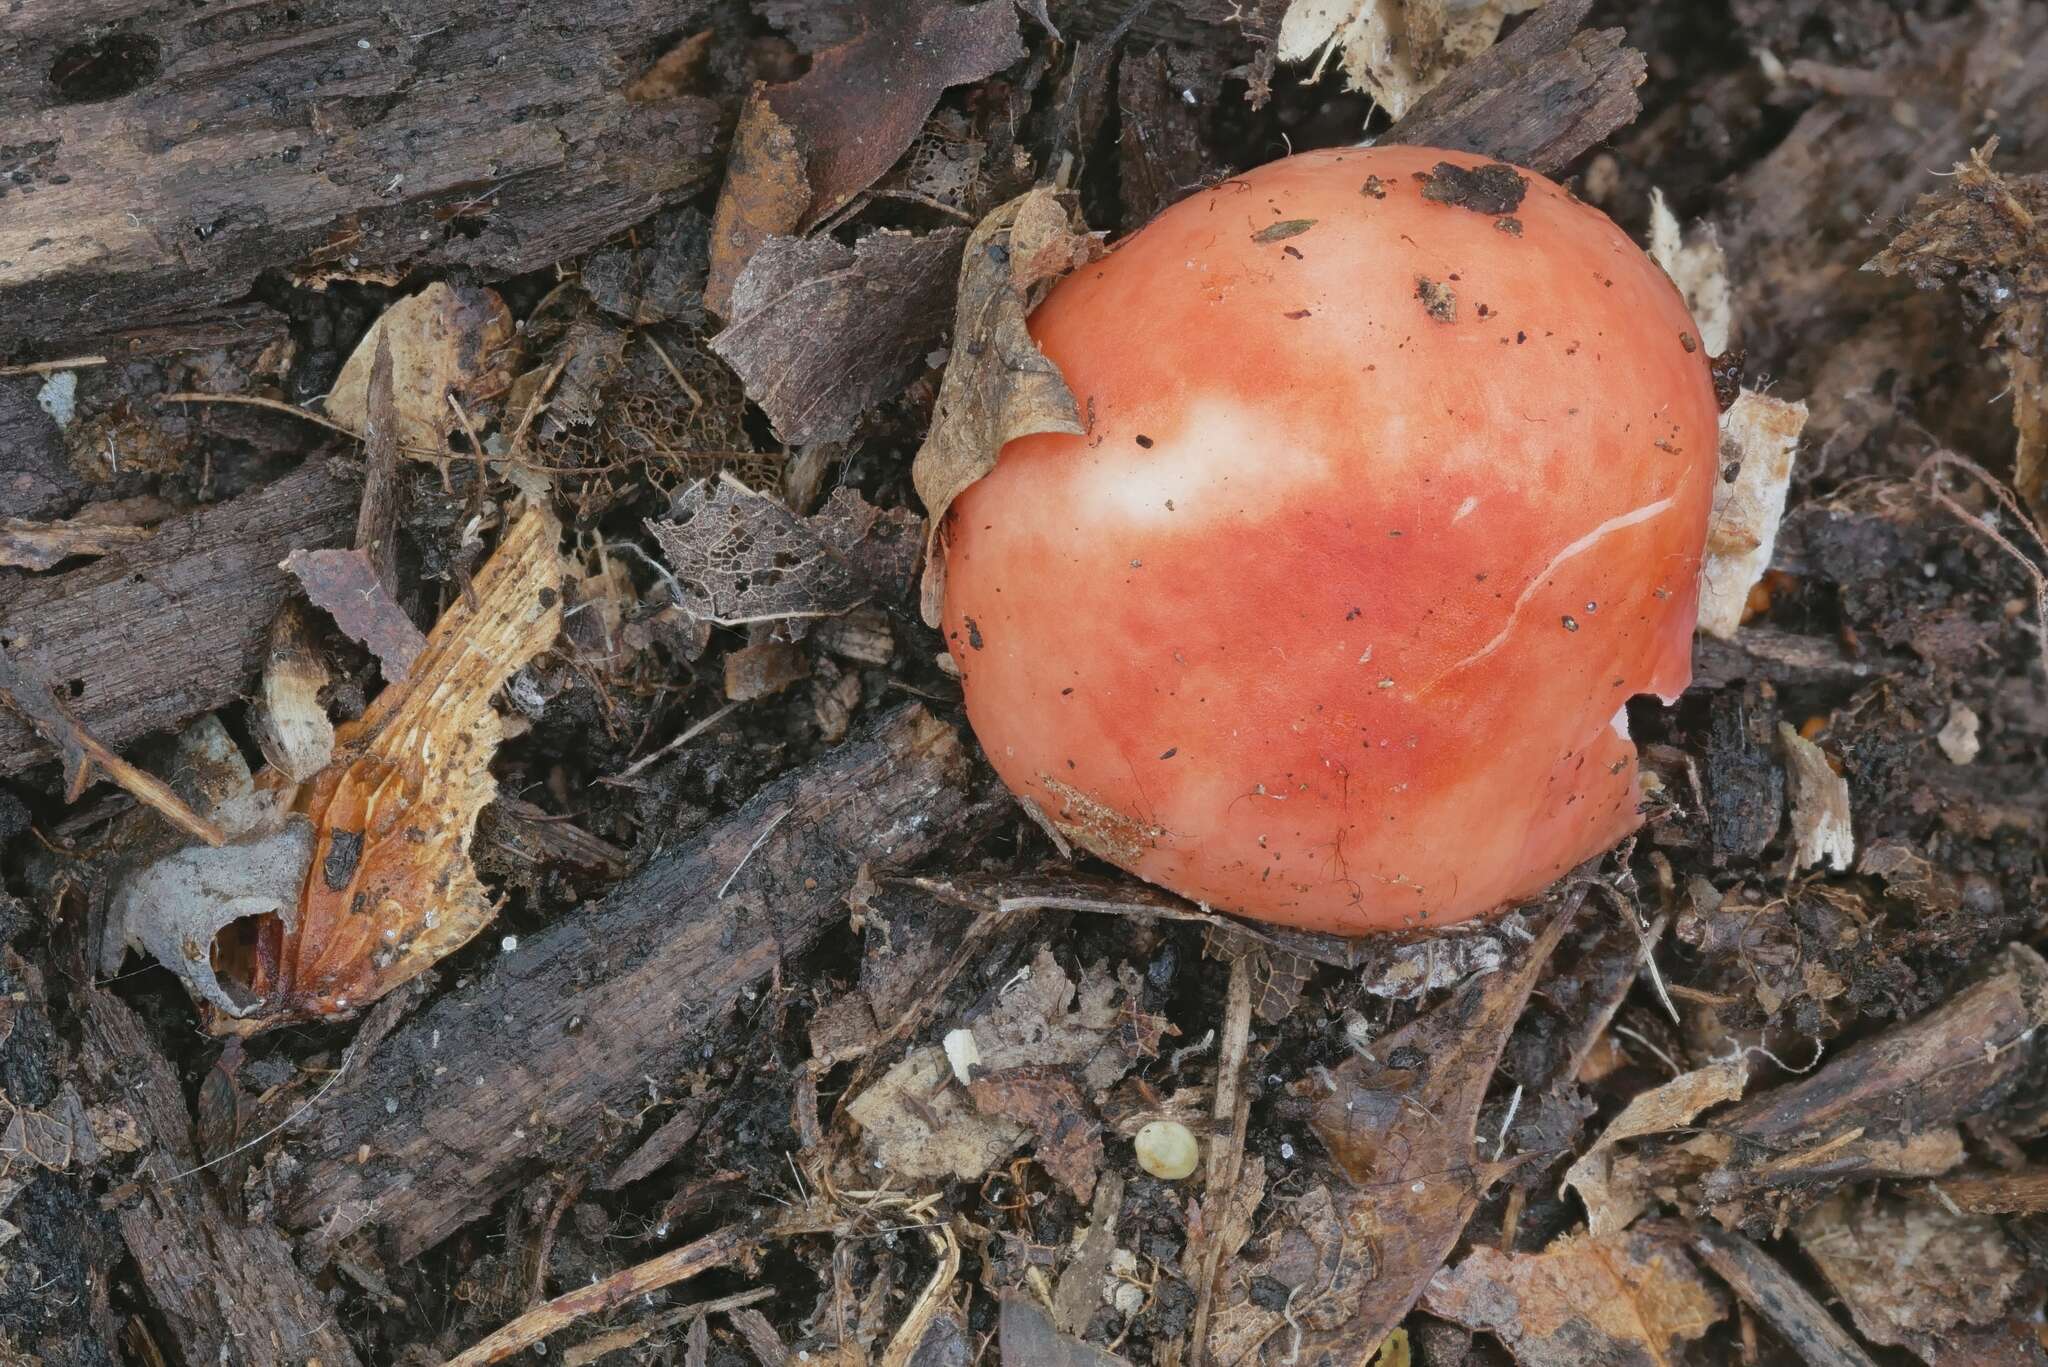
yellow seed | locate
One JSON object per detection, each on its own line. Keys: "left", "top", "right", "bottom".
{"left": 1135, "top": 1120, "right": 1199, "bottom": 1180}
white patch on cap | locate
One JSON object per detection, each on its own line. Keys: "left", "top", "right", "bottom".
{"left": 1062, "top": 395, "right": 1333, "bottom": 528}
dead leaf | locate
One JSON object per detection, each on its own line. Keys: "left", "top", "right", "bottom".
{"left": 1205, "top": 894, "right": 1581, "bottom": 1364}
{"left": 705, "top": 0, "right": 1023, "bottom": 314}
{"left": 711, "top": 228, "right": 967, "bottom": 445}
{"left": 650, "top": 476, "right": 921, "bottom": 627}
{"left": 968, "top": 1065, "right": 1104, "bottom": 1202}
{"left": 1798, "top": 1191, "right": 2025, "bottom": 1352}
{"left": 285, "top": 547, "right": 429, "bottom": 682}
{"left": 250, "top": 600, "right": 334, "bottom": 783}
{"left": 705, "top": 94, "right": 812, "bottom": 318}
{"left": 327, "top": 283, "right": 518, "bottom": 454}
{"left": 846, "top": 949, "right": 1157, "bottom": 1186}
{"left": 1562, "top": 1059, "right": 1747, "bottom": 1236}
{"left": 914, "top": 188, "right": 1102, "bottom": 624}
{"left": 1648, "top": 188, "right": 1734, "bottom": 357}
{"left": 1276, "top": 0, "right": 1543, "bottom": 119}
{"left": 1697, "top": 391, "right": 1807, "bottom": 639}
{"left": 999, "top": 1293, "right": 1130, "bottom": 1366}
{"left": 583, "top": 207, "right": 711, "bottom": 328}
{"left": 1423, "top": 1231, "right": 1727, "bottom": 1366}
{"left": 1778, "top": 722, "right": 1854, "bottom": 872}
{"left": 723, "top": 641, "right": 809, "bottom": 701}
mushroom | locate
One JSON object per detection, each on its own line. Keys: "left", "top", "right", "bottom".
{"left": 939, "top": 146, "right": 1719, "bottom": 934}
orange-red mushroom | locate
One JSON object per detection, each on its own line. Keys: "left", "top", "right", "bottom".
{"left": 939, "top": 146, "right": 1718, "bottom": 935}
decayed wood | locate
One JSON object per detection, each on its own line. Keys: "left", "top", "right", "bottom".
{"left": 1681, "top": 1224, "right": 1879, "bottom": 1367}
{"left": 1698, "top": 943, "right": 2048, "bottom": 1212}
{"left": 269, "top": 704, "right": 992, "bottom": 1261}
{"left": 0, "top": 461, "right": 359, "bottom": 776}
{"left": 79, "top": 987, "right": 362, "bottom": 1367}
{"left": 1383, "top": 0, "right": 1645, "bottom": 176}
{"left": 0, "top": 0, "right": 723, "bottom": 352}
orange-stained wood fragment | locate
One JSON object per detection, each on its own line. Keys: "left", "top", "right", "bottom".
{"left": 212, "top": 503, "right": 565, "bottom": 1034}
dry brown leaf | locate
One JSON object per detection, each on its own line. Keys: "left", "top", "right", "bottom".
{"left": 1562, "top": 1059, "right": 1747, "bottom": 1236}
{"left": 967, "top": 1065, "right": 1104, "bottom": 1202}
{"left": 651, "top": 476, "right": 921, "bottom": 628}
{"left": 1697, "top": 391, "right": 1807, "bottom": 639}
{"left": 285, "top": 547, "right": 429, "bottom": 682}
{"left": 1797, "top": 1191, "right": 2026, "bottom": 1353}
{"left": 327, "top": 283, "right": 518, "bottom": 454}
{"left": 1778, "top": 722, "right": 1854, "bottom": 872}
{"left": 705, "top": 93, "right": 811, "bottom": 318}
{"left": 1204, "top": 896, "right": 1580, "bottom": 1364}
{"left": 704, "top": 0, "right": 1023, "bottom": 314}
{"left": 913, "top": 187, "right": 1101, "bottom": 625}
{"left": 711, "top": 228, "right": 967, "bottom": 445}
{"left": 1423, "top": 1231, "right": 1727, "bottom": 1366}
{"left": 1277, "top": 0, "right": 1543, "bottom": 119}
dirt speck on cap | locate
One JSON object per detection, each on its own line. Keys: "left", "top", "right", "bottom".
{"left": 1420, "top": 161, "right": 1529, "bottom": 215}
{"left": 1416, "top": 276, "right": 1458, "bottom": 323}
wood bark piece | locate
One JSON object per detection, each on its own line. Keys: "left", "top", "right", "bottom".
{"left": 0, "top": 639, "right": 225, "bottom": 845}
{"left": 0, "top": 0, "right": 722, "bottom": 351}
{"left": 448, "top": 1223, "right": 754, "bottom": 1367}
{"left": 1383, "top": 0, "right": 1645, "bottom": 176}
{"left": 78, "top": 987, "right": 362, "bottom": 1367}
{"left": 1680, "top": 1223, "right": 1879, "bottom": 1367}
{"left": 0, "top": 461, "right": 359, "bottom": 775}
{"left": 1695, "top": 942, "right": 2048, "bottom": 1216}
{"left": 269, "top": 705, "right": 986, "bottom": 1261}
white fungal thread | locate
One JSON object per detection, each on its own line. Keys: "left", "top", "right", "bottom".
{"left": 1420, "top": 496, "right": 1677, "bottom": 694}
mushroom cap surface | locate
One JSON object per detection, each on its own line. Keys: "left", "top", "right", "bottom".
{"left": 941, "top": 145, "right": 1718, "bottom": 933}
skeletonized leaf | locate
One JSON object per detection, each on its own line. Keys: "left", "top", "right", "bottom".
{"left": 650, "top": 477, "right": 920, "bottom": 627}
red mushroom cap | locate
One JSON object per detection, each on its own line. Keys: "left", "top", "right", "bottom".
{"left": 940, "top": 146, "right": 1718, "bottom": 934}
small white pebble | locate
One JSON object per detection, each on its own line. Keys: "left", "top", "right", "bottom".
{"left": 1135, "top": 1120, "right": 1200, "bottom": 1180}
{"left": 384, "top": 1096, "right": 398, "bottom": 1114}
